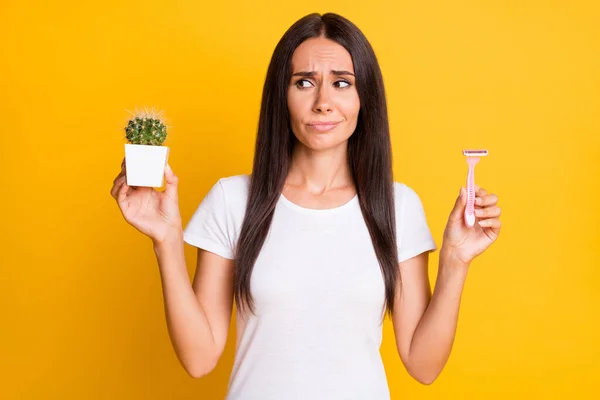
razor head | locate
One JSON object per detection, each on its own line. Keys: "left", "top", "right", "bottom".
{"left": 463, "top": 149, "right": 488, "bottom": 156}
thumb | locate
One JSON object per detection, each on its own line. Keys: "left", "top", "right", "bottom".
{"left": 448, "top": 187, "right": 466, "bottom": 222}
{"left": 164, "top": 163, "right": 179, "bottom": 200}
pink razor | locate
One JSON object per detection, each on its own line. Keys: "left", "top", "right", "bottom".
{"left": 462, "top": 149, "right": 488, "bottom": 227}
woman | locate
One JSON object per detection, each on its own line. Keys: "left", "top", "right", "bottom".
{"left": 110, "top": 12, "right": 501, "bottom": 400}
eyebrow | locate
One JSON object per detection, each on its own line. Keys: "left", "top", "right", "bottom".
{"left": 291, "top": 70, "right": 355, "bottom": 77}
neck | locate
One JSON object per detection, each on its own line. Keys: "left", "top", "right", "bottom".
{"left": 286, "top": 140, "right": 353, "bottom": 194}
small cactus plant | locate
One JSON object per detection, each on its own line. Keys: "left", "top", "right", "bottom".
{"left": 124, "top": 106, "right": 168, "bottom": 146}
{"left": 123, "top": 106, "right": 171, "bottom": 187}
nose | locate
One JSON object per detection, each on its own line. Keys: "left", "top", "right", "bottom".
{"left": 312, "top": 85, "right": 333, "bottom": 114}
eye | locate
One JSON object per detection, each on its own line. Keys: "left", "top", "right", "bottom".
{"left": 296, "top": 79, "right": 352, "bottom": 89}
{"left": 295, "top": 79, "right": 352, "bottom": 89}
{"left": 295, "top": 79, "right": 313, "bottom": 89}
{"left": 335, "top": 80, "right": 351, "bottom": 89}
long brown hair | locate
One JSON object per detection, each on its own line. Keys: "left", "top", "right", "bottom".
{"left": 234, "top": 12, "right": 400, "bottom": 318}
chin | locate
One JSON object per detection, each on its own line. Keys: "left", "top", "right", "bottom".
{"left": 297, "top": 131, "right": 352, "bottom": 151}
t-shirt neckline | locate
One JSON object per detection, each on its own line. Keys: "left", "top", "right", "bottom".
{"left": 278, "top": 192, "right": 359, "bottom": 215}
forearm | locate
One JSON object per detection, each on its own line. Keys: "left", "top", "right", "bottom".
{"left": 153, "top": 233, "right": 218, "bottom": 378}
{"left": 405, "top": 247, "right": 469, "bottom": 384}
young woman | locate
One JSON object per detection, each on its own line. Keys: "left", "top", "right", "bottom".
{"left": 110, "top": 12, "right": 501, "bottom": 400}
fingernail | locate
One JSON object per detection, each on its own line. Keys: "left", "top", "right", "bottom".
{"left": 475, "top": 197, "right": 482, "bottom": 205}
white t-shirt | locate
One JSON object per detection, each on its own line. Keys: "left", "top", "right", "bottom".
{"left": 183, "top": 174, "right": 437, "bottom": 400}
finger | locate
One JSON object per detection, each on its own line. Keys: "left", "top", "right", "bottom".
{"left": 116, "top": 179, "right": 130, "bottom": 206}
{"left": 476, "top": 193, "right": 498, "bottom": 207}
{"left": 448, "top": 187, "right": 467, "bottom": 222}
{"left": 113, "top": 171, "right": 125, "bottom": 186}
{"left": 111, "top": 175, "right": 126, "bottom": 199}
{"left": 474, "top": 185, "right": 487, "bottom": 205}
{"left": 478, "top": 218, "right": 502, "bottom": 229}
{"left": 164, "top": 163, "right": 179, "bottom": 201}
{"left": 475, "top": 206, "right": 501, "bottom": 219}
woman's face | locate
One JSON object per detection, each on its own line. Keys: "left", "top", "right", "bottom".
{"left": 287, "top": 36, "right": 360, "bottom": 151}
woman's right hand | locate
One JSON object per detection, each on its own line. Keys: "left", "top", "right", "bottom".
{"left": 110, "top": 157, "right": 183, "bottom": 245}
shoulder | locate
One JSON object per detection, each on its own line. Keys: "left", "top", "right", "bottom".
{"left": 190, "top": 173, "right": 250, "bottom": 216}
{"left": 393, "top": 181, "right": 422, "bottom": 207}
{"left": 217, "top": 173, "right": 251, "bottom": 201}
{"left": 392, "top": 181, "right": 437, "bottom": 258}
{"left": 212, "top": 174, "right": 251, "bottom": 222}
{"left": 393, "top": 181, "right": 408, "bottom": 196}
{"left": 392, "top": 181, "right": 429, "bottom": 224}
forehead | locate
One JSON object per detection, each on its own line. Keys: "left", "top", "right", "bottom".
{"left": 291, "top": 37, "right": 354, "bottom": 72}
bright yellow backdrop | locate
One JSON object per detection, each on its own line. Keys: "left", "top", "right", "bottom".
{"left": 2, "top": 0, "right": 599, "bottom": 398}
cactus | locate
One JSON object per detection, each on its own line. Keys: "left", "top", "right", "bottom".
{"left": 124, "top": 106, "right": 168, "bottom": 146}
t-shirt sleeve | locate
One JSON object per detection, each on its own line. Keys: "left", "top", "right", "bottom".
{"left": 396, "top": 184, "right": 437, "bottom": 262}
{"left": 183, "top": 179, "right": 234, "bottom": 260}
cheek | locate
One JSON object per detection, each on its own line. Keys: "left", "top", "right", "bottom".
{"left": 339, "top": 95, "right": 360, "bottom": 120}
{"left": 287, "top": 93, "right": 306, "bottom": 124}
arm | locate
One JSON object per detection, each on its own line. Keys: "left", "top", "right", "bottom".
{"left": 153, "top": 232, "right": 234, "bottom": 378}
{"left": 393, "top": 185, "right": 501, "bottom": 385}
{"left": 392, "top": 247, "right": 468, "bottom": 385}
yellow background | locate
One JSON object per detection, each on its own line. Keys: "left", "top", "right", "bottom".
{"left": 2, "top": 0, "right": 599, "bottom": 398}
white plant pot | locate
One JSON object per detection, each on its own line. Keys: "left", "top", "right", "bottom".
{"left": 125, "top": 144, "right": 170, "bottom": 187}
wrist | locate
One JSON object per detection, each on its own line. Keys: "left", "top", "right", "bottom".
{"left": 152, "top": 229, "right": 184, "bottom": 251}
{"left": 440, "top": 245, "right": 470, "bottom": 274}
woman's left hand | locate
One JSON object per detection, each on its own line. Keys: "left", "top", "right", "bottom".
{"left": 442, "top": 185, "right": 502, "bottom": 266}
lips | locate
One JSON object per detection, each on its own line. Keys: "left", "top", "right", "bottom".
{"left": 306, "top": 121, "right": 342, "bottom": 132}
